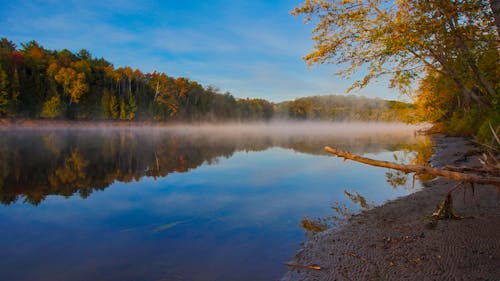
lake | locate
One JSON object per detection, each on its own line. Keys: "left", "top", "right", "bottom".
{"left": 0, "top": 122, "right": 431, "bottom": 281}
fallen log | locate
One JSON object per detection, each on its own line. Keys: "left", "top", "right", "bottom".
{"left": 324, "top": 146, "right": 500, "bottom": 186}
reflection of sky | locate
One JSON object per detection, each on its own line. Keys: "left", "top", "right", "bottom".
{"left": 0, "top": 147, "right": 421, "bottom": 281}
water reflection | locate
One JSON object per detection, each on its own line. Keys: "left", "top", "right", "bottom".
{"left": 0, "top": 124, "right": 432, "bottom": 281}
{"left": 301, "top": 190, "right": 375, "bottom": 233}
{"left": 299, "top": 136, "right": 434, "bottom": 233}
{"left": 0, "top": 125, "right": 428, "bottom": 205}
{"left": 385, "top": 138, "right": 435, "bottom": 189}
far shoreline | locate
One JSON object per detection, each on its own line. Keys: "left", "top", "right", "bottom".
{"left": 0, "top": 118, "right": 427, "bottom": 127}
{"left": 0, "top": 118, "right": 177, "bottom": 128}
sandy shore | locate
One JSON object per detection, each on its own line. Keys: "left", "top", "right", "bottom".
{"left": 283, "top": 137, "right": 500, "bottom": 281}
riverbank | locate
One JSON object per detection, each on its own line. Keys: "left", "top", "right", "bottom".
{"left": 283, "top": 136, "right": 500, "bottom": 280}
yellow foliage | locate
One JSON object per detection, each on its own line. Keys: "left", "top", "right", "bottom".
{"left": 413, "top": 70, "right": 458, "bottom": 123}
{"left": 54, "top": 67, "right": 87, "bottom": 104}
{"left": 48, "top": 149, "right": 88, "bottom": 189}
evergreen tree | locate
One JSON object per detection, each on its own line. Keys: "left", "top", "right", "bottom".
{"left": 0, "top": 64, "right": 8, "bottom": 116}
{"left": 109, "top": 94, "right": 119, "bottom": 120}
{"left": 119, "top": 97, "right": 127, "bottom": 120}
{"left": 128, "top": 94, "right": 137, "bottom": 120}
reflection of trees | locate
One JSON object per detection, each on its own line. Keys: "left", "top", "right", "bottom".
{"left": 300, "top": 138, "right": 435, "bottom": 232}
{"left": 0, "top": 129, "right": 429, "bottom": 205}
{"left": 385, "top": 170, "right": 409, "bottom": 188}
{"left": 331, "top": 190, "right": 373, "bottom": 222}
{"left": 384, "top": 137, "right": 435, "bottom": 189}
{"left": 343, "top": 190, "right": 371, "bottom": 210}
{"left": 0, "top": 130, "right": 241, "bottom": 205}
{"left": 301, "top": 189, "right": 374, "bottom": 233}
{"left": 48, "top": 148, "right": 90, "bottom": 199}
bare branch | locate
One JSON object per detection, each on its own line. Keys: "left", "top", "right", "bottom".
{"left": 324, "top": 146, "right": 500, "bottom": 186}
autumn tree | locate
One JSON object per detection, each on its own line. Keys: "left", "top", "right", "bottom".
{"left": 413, "top": 68, "right": 457, "bottom": 122}
{"left": 293, "top": 0, "right": 499, "bottom": 137}
{"left": 149, "top": 72, "right": 180, "bottom": 119}
{"left": 293, "top": 0, "right": 497, "bottom": 96}
{"left": 40, "top": 94, "right": 63, "bottom": 118}
{"left": 54, "top": 67, "right": 88, "bottom": 104}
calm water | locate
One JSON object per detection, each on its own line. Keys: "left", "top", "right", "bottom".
{"left": 0, "top": 123, "right": 430, "bottom": 281}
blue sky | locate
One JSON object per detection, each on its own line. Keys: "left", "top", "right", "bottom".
{"left": 0, "top": 0, "right": 401, "bottom": 102}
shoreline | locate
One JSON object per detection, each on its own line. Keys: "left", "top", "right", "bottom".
{"left": 0, "top": 118, "right": 428, "bottom": 127}
{"left": 283, "top": 136, "right": 500, "bottom": 280}
{"left": 0, "top": 118, "right": 174, "bottom": 128}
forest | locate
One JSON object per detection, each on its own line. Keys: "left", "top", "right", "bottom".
{"left": 0, "top": 38, "right": 410, "bottom": 123}
{"left": 0, "top": 38, "right": 273, "bottom": 121}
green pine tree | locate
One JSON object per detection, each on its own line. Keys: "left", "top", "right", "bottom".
{"left": 119, "top": 97, "right": 127, "bottom": 120}
{"left": 101, "top": 89, "right": 111, "bottom": 119}
{"left": 0, "top": 64, "right": 8, "bottom": 116}
{"left": 127, "top": 94, "right": 137, "bottom": 120}
{"left": 109, "top": 94, "right": 119, "bottom": 120}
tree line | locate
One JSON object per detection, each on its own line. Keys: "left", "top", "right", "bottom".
{"left": 0, "top": 38, "right": 274, "bottom": 121}
{"left": 0, "top": 38, "right": 410, "bottom": 122}
{"left": 275, "top": 95, "right": 414, "bottom": 122}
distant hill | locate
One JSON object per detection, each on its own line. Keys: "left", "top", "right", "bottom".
{"left": 276, "top": 95, "right": 415, "bottom": 122}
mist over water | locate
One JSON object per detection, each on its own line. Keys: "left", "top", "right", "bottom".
{"left": 165, "top": 121, "right": 417, "bottom": 137}
{"left": 3, "top": 121, "right": 421, "bottom": 154}
{"left": 0, "top": 122, "right": 429, "bottom": 281}
{"left": 3, "top": 121, "right": 419, "bottom": 135}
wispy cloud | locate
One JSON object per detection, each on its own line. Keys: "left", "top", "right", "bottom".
{"left": 0, "top": 0, "right": 399, "bottom": 101}
{"left": 150, "top": 28, "right": 237, "bottom": 54}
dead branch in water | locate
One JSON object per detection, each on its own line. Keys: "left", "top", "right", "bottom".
{"left": 324, "top": 146, "right": 500, "bottom": 219}
{"left": 324, "top": 147, "right": 500, "bottom": 186}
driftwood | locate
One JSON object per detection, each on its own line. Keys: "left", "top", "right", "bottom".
{"left": 284, "top": 263, "right": 321, "bottom": 270}
{"left": 324, "top": 146, "right": 500, "bottom": 186}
